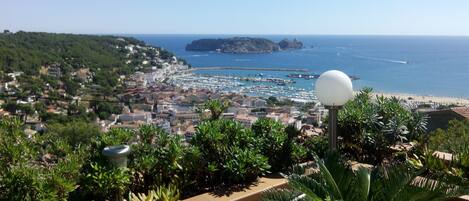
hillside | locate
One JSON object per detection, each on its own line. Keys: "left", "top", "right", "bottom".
{"left": 0, "top": 31, "right": 184, "bottom": 98}
{"left": 0, "top": 32, "right": 142, "bottom": 74}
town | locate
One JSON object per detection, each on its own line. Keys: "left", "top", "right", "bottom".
{"left": 1, "top": 33, "right": 467, "bottom": 145}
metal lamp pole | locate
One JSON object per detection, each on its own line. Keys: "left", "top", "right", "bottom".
{"left": 326, "top": 106, "right": 340, "bottom": 151}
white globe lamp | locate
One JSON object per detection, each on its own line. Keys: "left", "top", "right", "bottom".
{"left": 314, "top": 70, "right": 353, "bottom": 151}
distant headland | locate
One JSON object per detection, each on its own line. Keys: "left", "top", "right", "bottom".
{"left": 185, "top": 37, "right": 303, "bottom": 53}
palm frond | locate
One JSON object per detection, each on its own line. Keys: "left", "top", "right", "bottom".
{"left": 355, "top": 167, "right": 371, "bottom": 200}
{"left": 289, "top": 174, "right": 326, "bottom": 200}
{"left": 315, "top": 155, "right": 343, "bottom": 200}
{"left": 261, "top": 189, "right": 309, "bottom": 201}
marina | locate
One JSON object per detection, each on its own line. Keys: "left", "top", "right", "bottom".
{"left": 287, "top": 73, "right": 360, "bottom": 80}
{"left": 167, "top": 72, "right": 317, "bottom": 102}
{"left": 188, "top": 66, "right": 310, "bottom": 72}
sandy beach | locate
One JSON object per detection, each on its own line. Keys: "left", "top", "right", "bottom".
{"left": 369, "top": 92, "right": 469, "bottom": 106}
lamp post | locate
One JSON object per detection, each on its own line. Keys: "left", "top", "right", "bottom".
{"left": 314, "top": 70, "right": 353, "bottom": 151}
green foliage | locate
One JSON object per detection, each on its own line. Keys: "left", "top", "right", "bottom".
{"left": 191, "top": 119, "right": 270, "bottom": 185}
{"left": 261, "top": 189, "right": 306, "bottom": 201}
{"left": 63, "top": 76, "right": 81, "bottom": 96}
{"left": 83, "top": 163, "right": 132, "bottom": 200}
{"left": 129, "top": 126, "right": 186, "bottom": 192}
{"left": 338, "top": 88, "right": 427, "bottom": 164}
{"left": 252, "top": 119, "right": 306, "bottom": 171}
{"left": 91, "top": 101, "right": 123, "bottom": 120}
{"left": 0, "top": 101, "right": 33, "bottom": 116}
{"left": 263, "top": 153, "right": 464, "bottom": 201}
{"left": 0, "top": 32, "right": 140, "bottom": 74}
{"left": 99, "top": 128, "right": 134, "bottom": 147}
{"left": 0, "top": 109, "right": 312, "bottom": 199}
{"left": 223, "top": 147, "right": 271, "bottom": 183}
{"left": 196, "top": 99, "right": 230, "bottom": 120}
{"left": 266, "top": 96, "right": 294, "bottom": 107}
{"left": 128, "top": 185, "right": 180, "bottom": 201}
{"left": 427, "top": 120, "right": 469, "bottom": 154}
{"left": 252, "top": 118, "right": 288, "bottom": 170}
{"left": 420, "top": 120, "right": 469, "bottom": 183}
{"left": 304, "top": 135, "right": 328, "bottom": 158}
{"left": 43, "top": 121, "right": 101, "bottom": 148}
{"left": 0, "top": 117, "right": 87, "bottom": 200}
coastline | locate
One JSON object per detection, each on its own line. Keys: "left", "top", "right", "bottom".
{"left": 169, "top": 71, "right": 469, "bottom": 106}
{"left": 369, "top": 92, "right": 469, "bottom": 106}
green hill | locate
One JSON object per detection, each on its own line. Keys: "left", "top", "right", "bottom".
{"left": 0, "top": 31, "right": 144, "bottom": 74}
{"left": 0, "top": 31, "right": 186, "bottom": 98}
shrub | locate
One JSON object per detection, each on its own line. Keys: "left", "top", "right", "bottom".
{"left": 99, "top": 128, "right": 134, "bottom": 147}
{"left": 422, "top": 120, "right": 469, "bottom": 182}
{"left": 337, "top": 88, "right": 427, "bottom": 164}
{"left": 128, "top": 185, "right": 180, "bottom": 201}
{"left": 129, "top": 126, "right": 186, "bottom": 193}
{"left": 191, "top": 119, "right": 270, "bottom": 185}
{"left": 82, "top": 163, "right": 131, "bottom": 200}
{"left": 43, "top": 121, "right": 101, "bottom": 149}
{"left": 252, "top": 118, "right": 288, "bottom": 170}
{"left": 262, "top": 153, "right": 464, "bottom": 201}
{"left": 196, "top": 99, "right": 230, "bottom": 120}
{"left": 252, "top": 119, "right": 307, "bottom": 171}
{"left": 303, "top": 135, "right": 328, "bottom": 158}
{"left": 427, "top": 120, "right": 469, "bottom": 154}
{"left": 0, "top": 117, "right": 87, "bottom": 200}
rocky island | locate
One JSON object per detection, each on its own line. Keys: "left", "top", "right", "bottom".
{"left": 185, "top": 37, "right": 303, "bottom": 53}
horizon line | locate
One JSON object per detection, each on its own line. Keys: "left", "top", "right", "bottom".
{"left": 3, "top": 29, "right": 469, "bottom": 37}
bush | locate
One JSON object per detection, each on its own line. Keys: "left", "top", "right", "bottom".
{"left": 252, "top": 119, "right": 306, "bottom": 171}
{"left": 128, "top": 185, "right": 180, "bottom": 201}
{"left": 43, "top": 121, "right": 101, "bottom": 149}
{"left": 427, "top": 120, "right": 469, "bottom": 154}
{"left": 0, "top": 117, "right": 87, "bottom": 200}
{"left": 303, "top": 135, "right": 328, "bottom": 159}
{"left": 191, "top": 119, "right": 270, "bottom": 185}
{"left": 337, "top": 88, "right": 427, "bottom": 164}
{"left": 0, "top": 114, "right": 310, "bottom": 199}
{"left": 421, "top": 120, "right": 469, "bottom": 182}
{"left": 252, "top": 118, "right": 288, "bottom": 170}
{"left": 82, "top": 163, "right": 131, "bottom": 200}
{"left": 129, "top": 126, "right": 186, "bottom": 193}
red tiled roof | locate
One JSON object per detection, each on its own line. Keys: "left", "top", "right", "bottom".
{"left": 452, "top": 107, "right": 469, "bottom": 119}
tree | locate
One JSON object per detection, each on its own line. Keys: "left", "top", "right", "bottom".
{"left": 17, "top": 103, "right": 34, "bottom": 121}
{"left": 91, "top": 101, "right": 122, "bottom": 120}
{"left": 2, "top": 100, "right": 18, "bottom": 114}
{"left": 44, "top": 121, "right": 101, "bottom": 149}
{"left": 427, "top": 120, "right": 469, "bottom": 154}
{"left": 63, "top": 76, "right": 80, "bottom": 96}
{"left": 196, "top": 99, "right": 230, "bottom": 120}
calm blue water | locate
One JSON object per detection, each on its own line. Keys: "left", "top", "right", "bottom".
{"left": 132, "top": 34, "right": 469, "bottom": 97}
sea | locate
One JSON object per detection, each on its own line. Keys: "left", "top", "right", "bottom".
{"left": 131, "top": 34, "right": 469, "bottom": 98}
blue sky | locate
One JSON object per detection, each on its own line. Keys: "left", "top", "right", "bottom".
{"left": 1, "top": 0, "right": 469, "bottom": 35}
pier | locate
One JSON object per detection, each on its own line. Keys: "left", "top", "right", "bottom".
{"left": 187, "top": 66, "right": 310, "bottom": 72}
